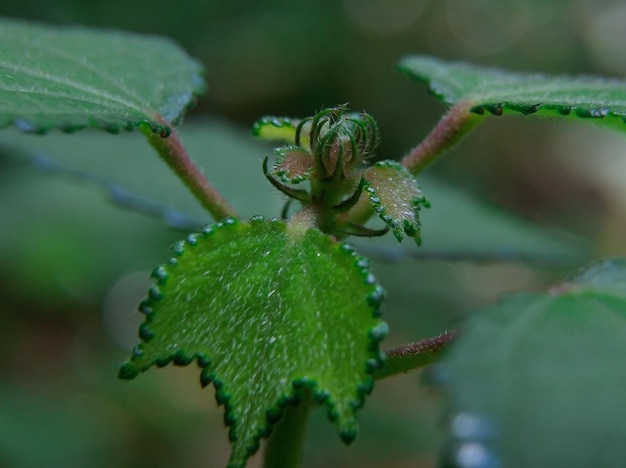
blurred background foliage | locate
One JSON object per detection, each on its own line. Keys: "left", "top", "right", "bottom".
{"left": 1, "top": 1, "right": 626, "bottom": 466}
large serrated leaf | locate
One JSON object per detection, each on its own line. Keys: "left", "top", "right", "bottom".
{"left": 439, "top": 258, "right": 626, "bottom": 468}
{"left": 0, "top": 17, "right": 204, "bottom": 134}
{"left": 119, "top": 217, "right": 387, "bottom": 468}
{"left": 399, "top": 55, "right": 626, "bottom": 129}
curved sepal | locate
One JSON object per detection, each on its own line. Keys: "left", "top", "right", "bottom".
{"left": 119, "top": 217, "right": 387, "bottom": 468}
{"left": 262, "top": 157, "right": 310, "bottom": 202}
{"left": 364, "top": 161, "right": 428, "bottom": 245}
{"left": 272, "top": 145, "right": 314, "bottom": 184}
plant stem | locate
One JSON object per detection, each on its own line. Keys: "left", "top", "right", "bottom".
{"left": 263, "top": 393, "right": 313, "bottom": 468}
{"left": 401, "top": 101, "right": 483, "bottom": 175}
{"left": 374, "top": 330, "right": 458, "bottom": 380}
{"left": 142, "top": 119, "right": 239, "bottom": 221}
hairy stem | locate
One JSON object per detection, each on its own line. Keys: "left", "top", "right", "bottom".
{"left": 374, "top": 330, "right": 458, "bottom": 380}
{"left": 401, "top": 101, "right": 483, "bottom": 175}
{"left": 263, "top": 393, "right": 313, "bottom": 468}
{"left": 142, "top": 120, "right": 239, "bottom": 221}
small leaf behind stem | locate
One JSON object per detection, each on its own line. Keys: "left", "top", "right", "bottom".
{"left": 438, "top": 258, "right": 626, "bottom": 468}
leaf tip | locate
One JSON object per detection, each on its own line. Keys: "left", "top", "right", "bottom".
{"left": 338, "top": 419, "right": 359, "bottom": 444}
{"left": 118, "top": 362, "right": 140, "bottom": 380}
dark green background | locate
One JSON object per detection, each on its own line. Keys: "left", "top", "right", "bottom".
{"left": 1, "top": 1, "right": 626, "bottom": 466}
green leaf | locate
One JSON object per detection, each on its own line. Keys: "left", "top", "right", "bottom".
{"left": 0, "top": 17, "right": 204, "bottom": 135}
{"left": 398, "top": 55, "right": 626, "bottom": 129}
{"left": 364, "top": 161, "right": 427, "bottom": 244}
{"left": 358, "top": 174, "right": 587, "bottom": 264}
{"left": 119, "top": 217, "right": 386, "bottom": 468}
{"left": 438, "top": 258, "right": 626, "bottom": 468}
{"left": 252, "top": 116, "right": 302, "bottom": 144}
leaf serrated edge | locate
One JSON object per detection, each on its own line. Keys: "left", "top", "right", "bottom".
{"left": 119, "top": 216, "right": 389, "bottom": 463}
{"left": 221, "top": 240, "right": 388, "bottom": 449}
{"left": 397, "top": 56, "right": 626, "bottom": 125}
{"left": 364, "top": 160, "right": 428, "bottom": 245}
{"left": 469, "top": 102, "right": 623, "bottom": 122}
{"left": 252, "top": 116, "right": 300, "bottom": 141}
{"left": 118, "top": 217, "right": 244, "bottom": 380}
{"left": 0, "top": 116, "right": 175, "bottom": 136}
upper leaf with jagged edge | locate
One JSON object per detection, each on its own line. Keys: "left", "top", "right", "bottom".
{"left": 399, "top": 55, "right": 626, "bottom": 129}
{"left": 439, "top": 258, "right": 626, "bottom": 467}
{"left": 364, "top": 161, "right": 427, "bottom": 244}
{"left": 0, "top": 17, "right": 204, "bottom": 135}
{"left": 119, "top": 217, "right": 387, "bottom": 468}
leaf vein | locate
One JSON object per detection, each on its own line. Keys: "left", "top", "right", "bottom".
{"left": 0, "top": 60, "right": 149, "bottom": 116}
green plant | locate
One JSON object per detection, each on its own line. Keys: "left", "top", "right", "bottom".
{"left": 2, "top": 16, "right": 626, "bottom": 468}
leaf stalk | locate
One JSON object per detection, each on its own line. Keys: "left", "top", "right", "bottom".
{"left": 401, "top": 101, "right": 483, "bottom": 175}
{"left": 374, "top": 330, "right": 458, "bottom": 380}
{"left": 262, "top": 393, "right": 313, "bottom": 468}
{"left": 143, "top": 118, "right": 239, "bottom": 221}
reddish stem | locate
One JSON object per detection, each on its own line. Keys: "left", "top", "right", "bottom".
{"left": 143, "top": 118, "right": 239, "bottom": 221}
{"left": 401, "top": 101, "right": 483, "bottom": 175}
{"left": 375, "top": 330, "right": 458, "bottom": 380}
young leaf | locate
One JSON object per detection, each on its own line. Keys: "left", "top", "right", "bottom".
{"left": 252, "top": 115, "right": 313, "bottom": 149}
{"left": 0, "top": 17, "right": 204, "bottom": 135}
{"left": 404, "top": 175, "right": 586, "bottom": 262}
{"left": 252, "top": 116, "right": 301, "bottom": 144}
{"left": 438, "top": 258, "right": 626, "bottom": 468}
{"left": 364, "top": 161, "right": 427, "bottom": 244}
{"left": 272, "top": 145, "right": 313, "bottom": 184}
{"left": 119, "top": 217, "right": 387, "bottom": 468}
{"left": 398, "top": 55, "right": 626, "bottom": 129}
